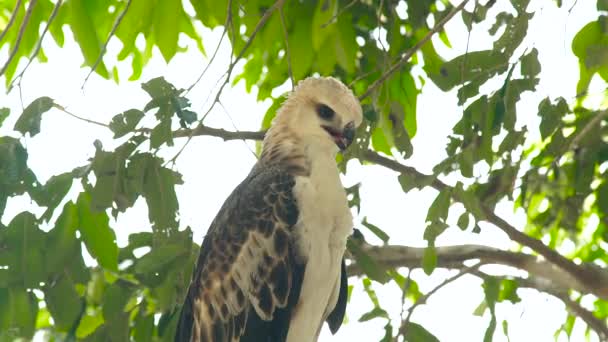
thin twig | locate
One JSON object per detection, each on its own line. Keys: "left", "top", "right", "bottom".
{"left": 321, "top": 0, "right": 358, "bottom": 28}
{"left": 7, "top": 0, "right": 63, "bottom": 93}
{"left": 0, "top": 0, "right": 23, "bottom": 44}
{"left": 359, "top": 0, "right": 470, "bottom": 100}
{"left": 53, "top": 103, "right": 110, "bottom": 128}
{"left": 397, "top": 263, "right": 482, "bottom": 340}
{"left": 167, "top": 0, "right": 284, "bottom": 165}
{"left": 186, "top": 29, "right": 228, "bottom": 93}
{"left": 279, "top": 3, "right": 294, "bottom": 89}
{"left": 0, "top": 0, "right": 37, "bottom": 77}
{"left": 81, "top": 0, "right": 133, "bottom": 89}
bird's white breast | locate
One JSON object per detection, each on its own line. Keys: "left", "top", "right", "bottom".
{"left": 287, "top": 148, "right": 353, "bottom": 342}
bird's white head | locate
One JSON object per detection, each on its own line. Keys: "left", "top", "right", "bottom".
{"left": 266, "top": 77, "right": 363, "bottom": 155}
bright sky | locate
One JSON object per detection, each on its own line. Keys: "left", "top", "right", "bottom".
{"left": 0, "top": 0, "right": 605, "bottom": 341}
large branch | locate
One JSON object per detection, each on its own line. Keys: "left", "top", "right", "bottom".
{"left": 346, "top": 243, "right": 587, "bottom": 295}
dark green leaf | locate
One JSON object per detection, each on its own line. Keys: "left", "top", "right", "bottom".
{"left": 68, "top": 0, "right": 109, "bottom": 78}
{"left": 404, "top": 322, "right": 441, "bottom": 342}
{"left": 358, "top": 307, "right": 389, "bottom": 322}
{"left": 13, "top": 97, "right": 54, "bottom": 137}
{"left": 109, "top": 109, "right": 145, "bottom": 138}
{"left": 44, "top": 275, "right": 82, "bottom": 331}
{"left": 30, "top": 172, "right": 74, "bottom": 221}
{"left": 457, "top": 212, "right": 470, "bottom": 230}
{"left": 135, "top": 243, "right": 187, "bottom": 274}
{"left": 45, "top": 202, "right": 79, "bottom": 273}
{"left": 77, "top": 192, "right": 119, "bottom": 271}
{"left": 2, "top": 212, "right": 46, "bottom": 287}
{"left": 0, "top": 108, "right": 9, "bottom": 127}
{"left": 537, "top": 97, "right": 569, "bottom": 140}
{"left": 521, "top": 48, "right": 541, "bottom": 78}
{"left": 8, "top": 288, "right": 38, "bottom": 339}
{"left": 361, "top": 218, "right": 389, "bottom": 244}
{"left": 426, "top": 189, "right": 451, "bottom": 222}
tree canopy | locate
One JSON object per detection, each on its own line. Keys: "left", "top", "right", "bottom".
{"left": 1, "top": 0, "right": 608, "bottom": 341}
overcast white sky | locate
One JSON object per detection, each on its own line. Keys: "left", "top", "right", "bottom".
{"left": 1, "top": 0, "right": 606, "bottom": 341}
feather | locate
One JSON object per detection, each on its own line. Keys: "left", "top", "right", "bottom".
{"left": 175, "top": 165, "right": 303, "bottom": 342}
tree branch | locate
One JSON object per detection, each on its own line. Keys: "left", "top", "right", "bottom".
{"left": 346, "top": 243, "right": 588, "bottom": 296}
{"left": 0, "top": 0, "right": 23, "bottom": 44}
{"left": 0, "top": 0, "right": 37, "bottom": 77}
{"left": 82, "top": 0, "right": 132, "bottom": 89}
{"left": 7, "top": 0, "right": 63, "bottom": 93}
{"left": 569, "top": 109, "right": 608, "bottom": 151}
{"left": 358, "top": 0, "right": 470, "bottom": 100}
{"left": 361, "top": 150, "right": 608, "bottom": 300}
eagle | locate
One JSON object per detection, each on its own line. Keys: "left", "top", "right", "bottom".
{"left": 175, "top": 76, "right": 363, "bottom": 342}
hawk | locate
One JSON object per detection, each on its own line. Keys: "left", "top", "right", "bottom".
{"left": 175, "top": 77, "right": 363, "bottom": 342}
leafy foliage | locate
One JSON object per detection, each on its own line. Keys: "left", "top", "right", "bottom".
{"left": 0, "top": 0, "right": 607, "bottom": 341}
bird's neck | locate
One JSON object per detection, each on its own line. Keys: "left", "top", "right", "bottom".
{"left": 260, "top": 126, "right": 338, "bottom": 177}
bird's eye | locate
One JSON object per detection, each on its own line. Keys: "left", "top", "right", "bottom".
{"left": 316, "top": 104, "right": 335, "bottom": 120}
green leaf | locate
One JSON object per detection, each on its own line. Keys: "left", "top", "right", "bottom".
{"left": 537, "top": 97, "right": 569, "bottom": 140}
{"left": 422, "top": 244, "right": 437, "bottom": 275}
{"left": 429, "top": 50, "right": 509, "bottom": 91}
{"left": 498, "top": 279, "right": 521, "bottom": 303}
{"left": 44, "top": 275, "right": 82, "bottom": 331}
{"left": 483, "top": 277, "right": 500, "bottom": 342}
{"left": 77, "top": 192, "right": 119, "bottom": 271}
{"left": 361, "top": 217, "right": 389, "bottom": 244}
{"left": 2, "top": 212, "right": 46, "bottom": 287}
{"left": 134, "top": 310, "right": 155, "bottom": 342}
{"left": 102, "top": 281, "right": 133, "bottom": 320}
{"left": 423, "top": 221, "right": 449, "bottom": 243}
{"left": 13, "top": 97, "right": 54, "bottom": 137}
{"left": 68, "top": 0, "right": 109, "bottom": 78}
{"left": 109, "top": 109, "right": 145, "bottom": 138}
{"left": 521, "top": 48, "right": 541, "bottom": 78}
{"left": 358, "top": 307, "right": 388, "bottom": 322}
{"left": 426, "top": 189, "right": 452, "bottom": 222}
{"left": 0, "top": 108, "right": 9, "bottom": 128}
{"left": 45, "top": 202, "right": 79, "bottom": 274}
{"left": 457, "top": 212, "right": 470, "bottom": 230}
{"left": 135, "top": 243, "right": 187, "bottom": 274}
{"left": 76, "top": 313, "right": 104, "bottom": 339}
{"left": 8, "top": 288, "right": 38, "bottom": 339}
{"left": 600, "top": 0, "right": 608, "bottom": 11}
{"left": 347, "top": 239, "right": 390, "bottom": 284}
{"left": 404, "top": 322, "right": 440, "bottom": 342}
{"left": 30, "top": 172, "right": 74, "bottom": 221}
{"left": 154, "top": 0, "right": 180, "bottom": 62}
{"left": 130, "top": 153, "right": 183, "bottom": 231}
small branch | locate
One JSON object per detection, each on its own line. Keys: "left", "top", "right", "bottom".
{"left": 0, "top": 0, "right": 23, "bottom": 44}
{"left": 168, "top": 0, "right": 283, "bottom": 164}
{"left": 358, "top": 0, "right": 470, "bottom": 100}
{"left": 186, "top": 28, "right": 227, "bottom": 93}
{"left": 321, "top": 0, "right": 358, "bottom": 28}
{"left": 561, "top": 296, "right": 608, "bottom": 341}
{"left": 278, "top": 3, "right": 294, "bottom": 89}
{"left": 0, "top": 0, "right": 37, "bottom": 77}
{"left": 172, "top": 125, "right": 264, "bottom": 141}
{"left": 7, "top": 0, "right": 63, "bottom": 93}
{"left": 81, "top": 0, "right": 132, "bottom": 89}
{"left": 397, "top": 263, "right": 482, "bottom": 340}
{"left": 53, "top": 103, "right": 110, "bottom": 128}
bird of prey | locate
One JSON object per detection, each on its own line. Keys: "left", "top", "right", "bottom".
{"left": 175, "top": 77, "right": 363, "bottom": 342}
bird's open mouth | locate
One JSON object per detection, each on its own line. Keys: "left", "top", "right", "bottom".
{"left": 322, "top": 125, "right": 349, "bottom": 151}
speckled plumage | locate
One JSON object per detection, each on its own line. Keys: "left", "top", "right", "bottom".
{"left": 175, "top": 77, "right": 362, "bottom": 342}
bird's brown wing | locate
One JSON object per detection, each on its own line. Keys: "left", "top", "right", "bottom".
{"left": 175, "top": 165, "right": 303, "bottom": 342}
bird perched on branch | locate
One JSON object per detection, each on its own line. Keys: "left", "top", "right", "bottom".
{"left": 175, "top": 77, "right": 362, "bottom": 342}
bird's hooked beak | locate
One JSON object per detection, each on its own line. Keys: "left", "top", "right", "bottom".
{"left": 323, "top": 121, "right": 356, "bottom": 151}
